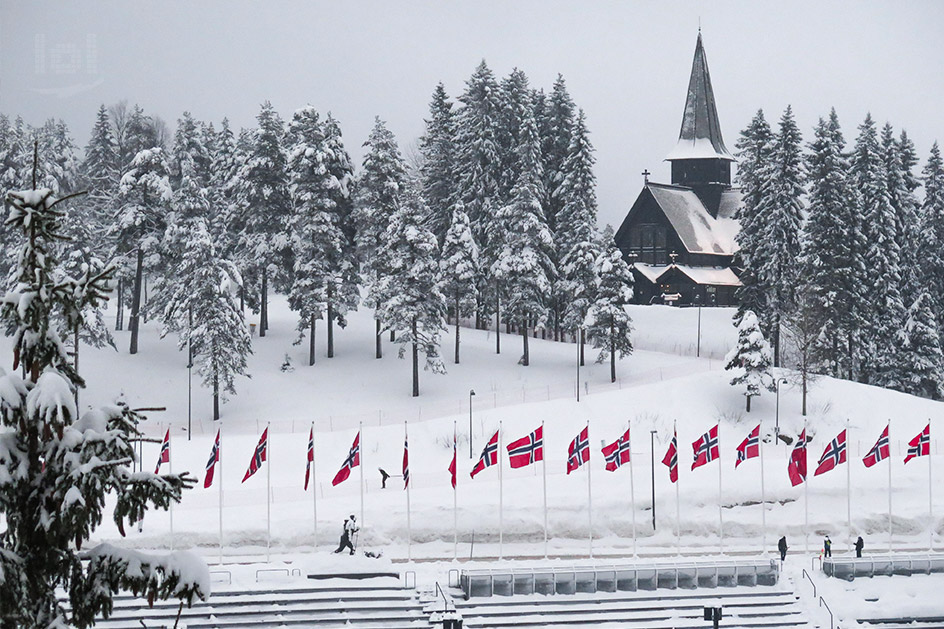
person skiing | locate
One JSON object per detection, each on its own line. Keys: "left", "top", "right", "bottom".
{"left": 823, "top": 535, "right": 832, "bottom": 558}
{"left": 334, "top": 515, "right": 359, "bottom": 555}
{"left": 379, "top": 468, "right": 390, "bottom": 489}
{"left": 778, "top": 536, "right": 788, "bottom": 562}
{"left": 855, "top": 536, "right": 864, "bottom": 558}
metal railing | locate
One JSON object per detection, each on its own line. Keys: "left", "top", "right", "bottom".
{"left": 819, "top": 596, "right": 834, "bottom": 629}
{"left": 403, "top": 570, "right": 416, "bottom": 589}
{"left": 801, "top": 568, "right": 816, "bottom": 598}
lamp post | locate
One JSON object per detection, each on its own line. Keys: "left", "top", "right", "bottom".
{"left": 576, "top": 328, "right": 581, "bottom": 402}
{"left": 694, "top": 293, "right": 702, "bottom": 358}
{"left": 469, "top": 389, "right": 476, "bottom": 459}
{"left": 187, "top": 307, "right": 193, "bottom": 440}
{"left": 650, "top": 429, "right": 658, "bottom": 531}
{"left": 774, "top": 378, "right": 789, "bottom": 440}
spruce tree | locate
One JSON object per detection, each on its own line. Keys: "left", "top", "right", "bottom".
{"left": 586, "top": 244, "right": 634, "bottom": 383}
{"left": 724, "top": 310, "right": 775, "bottom": 412}
{"left": 172, "top": 111, "right": 211, "bottom": 187}
{"left": 897, "top": 290, "right": 944, "bottom": 399}
{"left": 419, "top": 83, "right": 458, "bottom": 245}
{"left": 0, "top": 176, "right": 206, "bottom": 627}
{"left": 919, "top": 142, "right": 944, "bottom": 337}
{"left": 497, "top": 68, "right": 535, "bottom": 205}
{"left": 540, "top": 74, "right": 576, "bottom": 233}
{"left": 439, "top": 202, "right": 479, "bottom": 364}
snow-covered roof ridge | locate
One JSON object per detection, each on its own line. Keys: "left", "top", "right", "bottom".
{"left": 645, "top": 183, "right": 739, "bottom": 255}
{"left": 665, "top": 31, "right": 733, "bottom": 163}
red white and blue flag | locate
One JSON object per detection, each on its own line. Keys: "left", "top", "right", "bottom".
{"left": 507, "top": 426, "right": 543, "bottom": 468}
{"left": 602, "top": 428, "right": 631, "bottom": 472}
{"left": 692, "top": 424, "right": 720, "bottom": 470}
{"left": 662, "top": 428, "right": 678, "bottom": 483}
{"left": 904, "top": 424, "right": 931, "bottom": 464}
{"left": 304, "top": 426, "right": 314, "bottom": 491}
{"left": 204, "top": 429, "right": 221, "bottom": 489}
{"left": 814, "top": 429, "right": 847, "bottom": 476}
{"left": 567, "top": 426, "right": 590, "bottom": 474}
{"left": 863, "top": 424, "right": 890, "bottom": 468}
{"left": 471, "top": 430, "right": 499, "bottom": 478}
{"left": 242, "top": 427, "right": 268, "bottom": 483}
{"left": 332, "top": 431, "right": 360, "bottom": 486}
{"left": 448, "top": 427, "right": 457, "bottom": 489}
{"left": 788, "top": 429, "right": 808, "bottom": 487}
{"left": 154, "top": 428, "right": 170, "bottom": 474}
{"left": 402, "top": 431, "right": 410, "bottom": 490}
{"left": 735, "top": 424, "right": 760, "bottom": 469}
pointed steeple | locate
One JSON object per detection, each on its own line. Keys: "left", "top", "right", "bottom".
{"left": 665, "top": 31, "right": 733, "bottom": 162}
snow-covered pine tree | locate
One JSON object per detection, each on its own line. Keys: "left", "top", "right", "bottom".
{"left": 802, "top": 109, "right": 866, "bottom": 378}
{"left": 113, "top": 146, "right": 172, "bottom": 354}
{"left": 724, "top": 310, "right": 775, "bottom": 412}
{"left": 321, "top": 113, "right": 359, "bottom": 358}
{"left": 733, "top": 109, "right": 775, "bottom": 333}
{"left": 556, "top": 109, "right": 599, "bottom": 363}
{"left": 491, "top": 104, "right": 553, "bottom": 366}
{"left": 34, "top": 118, "right": 80, "bottom": 196}
{"left": 354, "top": 117, "right": 407, "bottom": 359}
{"left": 232, "top": 101, "right": 292, "bottom": 337}
{"left": 540, "top": 74, "right": 576, "bottom": 235}
{"left": 887, "top": 126, "right": 922, "bottom": 294}
{"left": 896, "top": 290, "right": 944, "bottom": 399}
{"left": 586, "top": 244, "right": 634, "bottom": 383}
{"left": 376, "top": 183, "right": 446, "bottom": 396}
{"left": 0, "top": 175, "right": 207, "bottom": 627}
{"left": 83, "top": 105, "right": 119, "bottom": 218}
{"left": 853, "top": 114, "right": 907, "bottom": 388}
{"left": 919, "top": 142, "right": 944, "bottom": 338}
{"left": 419, "top": 83, "right": 458, "bottom": 245}
{"left": 754, "top": 105, "right": 805, "bottom": 366}
{"left": 171, "top": 111, "right": 212, "bottom": 187}
{"left": 497, "top": 68, "right": 535, "bottom": 206}
{"left": 439, "top": 201, "right": 479, "bottom": 363}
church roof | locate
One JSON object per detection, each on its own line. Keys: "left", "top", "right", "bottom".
{"left": 665, "top": 32, "right": 733, "bottom": 162}
{"left": 646, "top": 183, "right": 739, "bottom": 255}
{"left": 633, "top": 263, "right": 741, "bottom": 287}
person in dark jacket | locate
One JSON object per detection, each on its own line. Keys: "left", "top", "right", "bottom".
{"left": 823, "top": 535, "right": 832, "bottom": 557}
{"left": 334, "top": 515, "right": 358, "bottom": 555}
{"left": 855, "top": 536, "right": 864, "bottom": 558}
{"left": 778, "top": 536, "right": 788, "bottom": 561}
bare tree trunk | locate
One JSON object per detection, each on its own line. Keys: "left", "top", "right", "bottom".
{"left": 390, "top": 330, "right": 396, "bottom": 342}
{"left": 309, "top": 313, "right": 316, "bottom": 366}
{"left": 495, "top": 291, "right": 501, "bottom": 355}
{"left": 213, "top": 373, "right": 220, "bottom": 421}
{"left": 260, "top": 269, "right": 268, "bottom": 337}
{"left": 129, "top": 248, "right": 144, "bottom": 355}
{"left": 580, "top": 328, "right": 585, "bottom": 367}
{"left": 412, "top": 318, "right": 419, "bottom": 397}
{"left": 521, "top": 317, "right": 530, "bottom": 366}
{"left": 74, "top": 321, "right": 80, "bottom": 408}
{"left": 746, "top": 395, "right": 752, "bottom": 413}
{"left": 454, "top": 293, "right": 461, "bottom": 364}
{"left": 802, "top": 371, "right": 808, "bottom": 416}
{"left": 327, "top": 299, "right": 335, "bottom": 358}
{"left": 610, "top": 319, "right": 616, "bottom": 383}
{"left": 375, "top": 317, "right": 382, "bottom": 359}
{"left": 115, "top": 277, "right": 123, "bottom": 331}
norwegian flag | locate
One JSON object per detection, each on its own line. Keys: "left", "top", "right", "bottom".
{"left": 204, "top": 429, "right": 221, "bottom": 489}
{"left": 662, "top": 429, "right": 678, "bottom": 483}
{"left": 692, "top": 424, "right": 720, "bottom": 470}
{"left": 332, "top": 431, "right": 360, "bottom": 486}
{"left": 904, "top": 424, "right": 931, "bottom": 464}
{"left": 304, "top": 427, "right": 314, "bottom": 491}
{"left": 735, "top": 424, "right": 760, "bottom": 469}
{"left": 566, "top": 426, "right": 590, "bottom": 474}
{"left": 602, "top": 428, "right": 631, "bottom": 472}
{"left": 471, "top": 430, "right": 499, "bottom": 478}
{"left": 242, "top": 427, "right": 268, "bottom": 483}
{"left": 448, "top": 428, "right": 457, "bottom": 489}
{"left": 814, "top": 429, "right": 847, "bottom": 476}
{"left": 402, "top": 432, "right": 410, "bottom": 490}
{"left": 154, "top": 428, "right": 170, "bottom": 474}
{"left": 507, "top": 426, "right": 543, "bottom": 468}
{"left": 863, "top": 424, "right": 890, "bottom": 468}
{"left": 788, "top": 429, "right": 808, "bottom": 487}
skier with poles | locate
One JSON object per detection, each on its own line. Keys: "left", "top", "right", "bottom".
{"left": 334, "top": 515, "right": 358, "bottom": 555}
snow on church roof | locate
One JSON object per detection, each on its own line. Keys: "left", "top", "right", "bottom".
{"left": 633, "top": 263, "right": 741, "bottom": 287}
{"left": 665, "top": 32, "right": 733, "bottom": 162}
{"left": 647, "top": 183, "right": 738, "bottom": 255}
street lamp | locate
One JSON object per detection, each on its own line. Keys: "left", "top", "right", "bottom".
{"left": 774, "top": 378, "right": 789, "bottom": 439}
{"left": 469, "top": 390, "right": 476, "bottom": 459}
{"left": 694, "top": 293, "right": 702, "bottom": 358}
{"left": 650, "top": 430, "right": 658, "bottom": 531}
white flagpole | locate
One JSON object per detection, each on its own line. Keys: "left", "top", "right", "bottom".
{"left": 888, "top": 420, "right": 892, "bottom": 554}
{"left": 760, "top": 424, "right": 767, "bottom": 556}
{"left": 628, "top": 420, "right": 637, "bottom": 558}
{"left": 846, "top": 420, "right": 851, "bottom": 536}
{"left": 718, "top": 422, "right": 723, "bottom": 555}
{"left": 453, "top": 420, "right": 458, "bottom": 561}
{"left": 542, "top": 421, "right": 548, "bottom": 559}
{"left": 804, "top": 420, "right": 809, "bottom": 557}
{"left": 674, "top": 420, "right": 680, "bottom": 557}
{"left": 219, "top": 422, "right": 224, "bottom": 565}
{"left": 499, "top": 420, "right": 504, "bottom": 560}
{"left": 359, "top": 421, "right": 364, "bottom": 528}
{"left": 312, "top": 422, "right": 318, "bottom": 550}
{"left": 266, "top": 422, "right": 271, "bottom": 563}
{"left": 929, "top": 419, "right": 934, "bottom": 552}
{"left": 168, "top": 425, "right": 174, "bottom": 551}
{"left": 587, "top": 421, "right": 593, "bottom": 558}
{"left": 405, "top": 421, "right": 412, "bottom": 562}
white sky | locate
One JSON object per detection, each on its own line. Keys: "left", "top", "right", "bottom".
{"left": 1, "top": 1, "right": 942, "bottom": 230}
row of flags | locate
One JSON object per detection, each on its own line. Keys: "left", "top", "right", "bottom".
{"left": 150, "top": 421, "right": 933, "bottom": 491}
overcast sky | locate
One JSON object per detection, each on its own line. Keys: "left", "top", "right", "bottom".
{"left": 1, "top": 1, "right": 942, "bottom": 230}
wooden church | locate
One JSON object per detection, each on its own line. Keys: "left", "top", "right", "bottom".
{"left": 614, "top": 32, "right": 742, "bottom": 306}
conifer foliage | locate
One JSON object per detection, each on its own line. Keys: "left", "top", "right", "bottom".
{"left": 439, "top": 202, "right": 479, "bottom": 364}
{"left": 586, "top": 245, "right": 634, "bottom": 383}
{"left": 724, "top": 310, "right": 775, "bottom": 412}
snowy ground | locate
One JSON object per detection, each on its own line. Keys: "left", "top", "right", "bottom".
{"left": 5, "top": 296, "right": 941, "bottom": 570}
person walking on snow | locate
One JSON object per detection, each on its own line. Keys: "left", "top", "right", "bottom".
{"left": 855, "top": 536, "right": 864, "bottom": 558}
{"left": 823, "top": 535, "right": 832, "bottom": 558}
{"left": 334, "top": 515, "right": 359, "bottom": 555}
{"left": 778, "top": 536, "right": 788, "bottom": 562}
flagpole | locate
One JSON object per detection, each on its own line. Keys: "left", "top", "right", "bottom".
{"left": 542, "top": 421, "right": 548, "bottom": 559}
{"left": 499, "top": 420, "right": 504, "bottom": 560}
{"left": 675, "top": 420, "right": 681, "bottom": 557}
{"left": 628, "top": 420, "right": 637, "bottom": 558}
{"left": 804, "top": 421, "right": 809, "bottom": 557}
{"left": 846, "top": 420, "right": 851, "bottom": 537}
{"left": 266, "top": 422, "right": 271, "bottom": 563}
{"left": 587, "top": 421, "right": 593, "bottom": 559}
{"left": 168, "top": 425, "right": 174, "bottom": 551}
{"left": 359, "top": 421, "right": 364, "bottom": 529}
{"left": 718, "top": 421, "right": 723, "bottom": 556}
{"left": 929, "top": 419, "right": 934, "bottom": 552}
{"left": 405, "top": 422, "right": 412, "bottom": 563}
{"left": 219, "top": 422, "right": 224, "bottom": 565}
{"left": 888, "top": 420, "right": 892, "bottom": 554}
{"left": 453, "top": 420, "right": 458, "bottom": 561}
{"left": 312, "top": 422, "right": 318, "bottom": 550}
{"left": 760, "top": 424, "right": 767, "bottom": 556}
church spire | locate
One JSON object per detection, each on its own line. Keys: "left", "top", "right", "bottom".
{"left": 665, "top": 31, "right": 733, "bottom": 162}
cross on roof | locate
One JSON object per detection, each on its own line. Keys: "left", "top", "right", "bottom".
{"left": 642, "top": 169, "right": 651, "bottom": 183}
